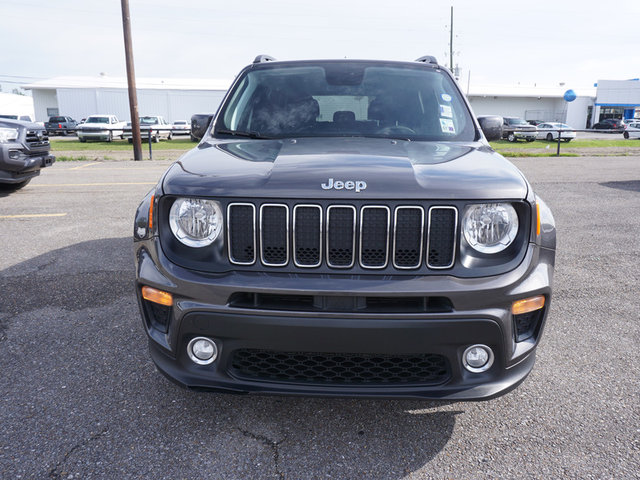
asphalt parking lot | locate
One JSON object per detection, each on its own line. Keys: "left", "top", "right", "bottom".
{"left": 1, "top": 156, "right": 639, "bottom": 479}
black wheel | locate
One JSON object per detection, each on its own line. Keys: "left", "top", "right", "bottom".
{"left": 546, "top": 133, "right": 554, "bottom": 141}
{"left": 624, "top": 131, "right": 629, "bottom": 139}
{"left": 79, "top": 137, "right": 86, "bottom": 143}
{"left": 167, "top": 133, "right": 173, "bottom": 141}
{"left": 0, "top": 179, "right": 31, "bottom": 192}
{"left": 106, "top": 131, "right": 113, "bottom": 142}
{"left": 507, "top": 132, "right": 517, "bottom": 142}
{"left": 127, "top": 138, "right": 133, "bottom": 144}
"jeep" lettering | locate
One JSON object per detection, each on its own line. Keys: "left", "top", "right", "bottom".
{"left": 321, "top": 178, "right": 367, "bottom": 193}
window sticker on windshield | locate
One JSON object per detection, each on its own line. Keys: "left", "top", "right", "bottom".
{"left": 439, "top": 105, "right": 453, "bottom": 118}
{"left": 441, "top": 93, "right": 452, "bottom": 102}
{"left": 440, "top": 118, "right": 456, "bottom": 134}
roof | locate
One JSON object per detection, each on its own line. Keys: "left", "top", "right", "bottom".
{"left": 22, "top": 76, "right": 231, "bottom": 91}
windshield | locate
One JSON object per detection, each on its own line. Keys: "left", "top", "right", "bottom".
{"left": 215, "top": 62, "right": 476, "bottom": 141}
{"left": 86, "top": 116, "right": 109, "bottom": 124}
{"left": 140, "top": 116, "right": 159, "bottom": 125}
{"left": 507, "top": 118, "right": 528, "bottom": 126}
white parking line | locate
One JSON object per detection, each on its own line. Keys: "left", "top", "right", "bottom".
{"left": 0, "top": 213, "right": 68, "bottom": 219}
{"left": 31, "top": 182, "right": 156, "bottom": 187}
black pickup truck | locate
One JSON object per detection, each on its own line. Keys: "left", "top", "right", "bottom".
{"left": 134, "top": 55, "right": 556, "bottom": 400}
{"left": 45, "top": 116, "right": 78, "bottom": 136}
{"left": 0, "top": 118, "right": 55, "bottom": 190}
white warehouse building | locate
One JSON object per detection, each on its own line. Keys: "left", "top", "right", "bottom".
{"left": 467, "top": 84, "right": 596, "bottom": 129}
{"left": 23, "top": 76, "right": 231, "bottom": 124}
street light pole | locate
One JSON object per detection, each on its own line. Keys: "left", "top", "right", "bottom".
{"left": 121, "top": 0, "right": 142, "bottom": 161}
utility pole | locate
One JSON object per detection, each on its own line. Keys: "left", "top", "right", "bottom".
{"left": 449, "top": 6, "right": 454, "bottom": 72}
{"left": 121, "top": 0, "right": 142, "bottom": 161}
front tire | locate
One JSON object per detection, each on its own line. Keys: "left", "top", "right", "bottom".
{"left": 546, "top": 133, "right": 554, "bottom": 141}
{"left": 79, "top": 137, "right": 86, "bottom": 143}
{"left": 624, "top": 131, "right": 629, "bottom": 139}
{"left": 106, "top": 131, "right": 113, "bottom": 142}
{"left": 507, "top": 133, "right": 517, "bottom": 142}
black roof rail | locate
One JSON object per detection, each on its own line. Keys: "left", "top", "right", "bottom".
{"left": 415, "top": 55, "right": 438, "bottom": 65}
{"left": 253, "top": 55, "right": 276, "bottom": 64}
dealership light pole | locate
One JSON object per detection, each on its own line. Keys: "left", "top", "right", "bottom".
{"left": 121, "top": 0, "right": 142, "bottom": 161}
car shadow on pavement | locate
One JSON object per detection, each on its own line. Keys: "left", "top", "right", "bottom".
{"left": 0, "top": 237, "right": 461, "bottom": 479}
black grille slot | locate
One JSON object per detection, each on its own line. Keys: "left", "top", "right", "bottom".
{"left": 394, "top": 207, "right": 424, "bottom": 268}
{"left": 427, "top": 207, "right": 457, "bottom": 268}
{"left": 228, "top": 292, "right": 453, "bottom": 313}
{"left": 360, "top": 207, "right": 389, "bottom": 268}
{"left": 230, "top": 349, "right": 451, "bottom": 385}
{"left": 327, "top": 206, "right": 355, "bottom": 267}
{"left": 260, "top": 205, "right": 288, "bottom": 266}
{"left": 294, "top": 206, "right": 321, "bottom": 267}
{"left": 228, "top": 204, "right": 256, "bottom": 264}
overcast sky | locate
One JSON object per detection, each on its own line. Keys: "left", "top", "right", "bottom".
{"left": 1, "top": 0, "right": 639, "bottom": 93}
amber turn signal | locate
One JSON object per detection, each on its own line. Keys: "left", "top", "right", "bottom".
{"left": 141, "top": 286, "right": 173, "bottom": 306}
{"left": 511, "top": 295, "right": 545, "bottom": 315}
{"left": 536, "top": 202, "right": 541, "bottom": 236}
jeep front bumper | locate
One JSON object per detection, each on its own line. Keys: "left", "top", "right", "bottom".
{"left": 135, "top": 238, "right": 554, "bottom": 400}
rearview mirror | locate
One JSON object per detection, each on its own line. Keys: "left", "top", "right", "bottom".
{"left": 190, "top": 113, "right": 214, "bottom": 142}
{"left": 477, "top": 115, "right": 503, "bottom": 142}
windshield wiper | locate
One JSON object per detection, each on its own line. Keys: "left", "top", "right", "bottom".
{"left": 216, "top": 129, "right": 272, "bottom": 139}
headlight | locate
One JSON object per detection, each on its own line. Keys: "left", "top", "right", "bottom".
{"left": 462, "top": 203, "right": 518, "bottom": 254}
{"left": 169, "top": 198, "right": 223, "bottom": 247}
{"left": 0, "top": 127, "right": 20, "bottom": 143}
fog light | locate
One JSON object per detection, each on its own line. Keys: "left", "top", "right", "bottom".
{"left": 463, "top": 344, "right": 494, "bottom": 373}
{"left": 187, "top": 337, "right": 218, "bottom": 365}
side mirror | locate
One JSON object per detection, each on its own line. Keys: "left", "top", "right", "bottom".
{"left": 477, "top": 115, "right": 503, "bottom": 142}
{"left": 190, "top": 113, "right": 214, "bottom": 142}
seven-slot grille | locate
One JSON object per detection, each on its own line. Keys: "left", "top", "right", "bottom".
{"left": 227, "top": 202, "right": 457, "bottom": 270}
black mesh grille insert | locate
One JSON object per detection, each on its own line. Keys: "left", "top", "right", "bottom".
{"left": 228, "top": 204, "right": 255, "bottom": 264}
{"left": 360, "top": 207, "right": 389, "bottom": 267}
{"left": 294, "top": 206, "right": 321, "bottom": 266}
{"left": 327, "top": 207, "right": 355, "bottom": 267}
{"left": 394, "top": 207, "right": 423, "bottom": 268}
{"left": 260, "top": 205, "right": 288, "bottom": 265}
{"left": 230, "top": 349, "right": 451, "bottom": 385}
{"left": 428, "top": 208, "right": 457, "bottom": 268}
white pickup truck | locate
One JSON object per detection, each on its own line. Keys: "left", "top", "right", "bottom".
{"left": 122, "top": 115, "right": 173, "bottom": 143}
{"left": 76, "top": 114, "right": 126, "bottom": 142}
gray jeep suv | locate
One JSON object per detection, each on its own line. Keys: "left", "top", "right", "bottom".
{"left": 133, "top": 56, "right": 556, "bottom": 400}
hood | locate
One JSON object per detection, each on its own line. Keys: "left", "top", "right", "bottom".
{"left": 162, "top": 137, "right": 528, "bottom": 200}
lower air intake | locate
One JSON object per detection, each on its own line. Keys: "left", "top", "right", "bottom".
{"left": 229, "top": 349, "right": 451, "bottom": 385}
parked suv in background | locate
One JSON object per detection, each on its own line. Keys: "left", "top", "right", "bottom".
{"left": 45, "top": 116, "right": 78, "bottom": 136}
{"left": 0, "top": 118, "right": 55, "bottom": 190}
{"left": 502, "top": 117, "right": 537, "bottom": 142}
{"left": 134, "top": 55, "right": 556, "bottom": 400}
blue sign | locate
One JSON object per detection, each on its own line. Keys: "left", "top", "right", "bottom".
{"left": 563, "top": 89, "right": 577, "bottom": 102}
